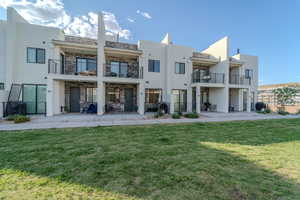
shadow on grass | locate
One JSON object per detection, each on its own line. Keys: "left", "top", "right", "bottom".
{"left": 0, "top": 118, "right": 300, "bottom": 199}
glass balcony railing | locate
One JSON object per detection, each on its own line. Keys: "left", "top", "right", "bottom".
{"left": 229, "top": 74, "right": 251, "bottom": 85}
{"left": 48, "top": 59, "right": 97, "bottom": 76}
{"left": 103, "top": 64, "right": 142, "bottom": 79}
{"left": 192, "top": 71, "right": 225, "bottom": 84}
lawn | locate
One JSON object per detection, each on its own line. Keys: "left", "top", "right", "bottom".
{"left": 0, "top": 119, "right": 300, "bottom": 200}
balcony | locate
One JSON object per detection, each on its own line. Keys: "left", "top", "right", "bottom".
{"left": 229, "top": 74, "right": 251, "bottom": 85}
{"left": 103, "top": 63, "right": 142, "bottom": 79}
{"left": 105, "top": 41, "right": 138, "bottom": 51}
{"left": 192, "top": 71, "right": 225, "bottom": 84}
{"left": 192, "top": 52, "right": 211, "bottom": 59}
{"left": 48, "top": 59, "right": 97, "bottom": 76}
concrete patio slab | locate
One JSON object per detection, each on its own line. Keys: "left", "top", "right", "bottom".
{"left": 1, "top": 112, "right": 300, "bottom": 131}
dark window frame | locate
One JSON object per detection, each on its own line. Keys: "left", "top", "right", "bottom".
{"left": 148, "top": 59, "right": 160, "bottom": 73}
{"left": 109, "top": 61, "right": 129, "bottom": 77}
{"left": 175, "top": 62, "right": 185, "bottom": 74}
{"left": 22, "top": 83, "right": 47, "bottom": 114}
{"left": 145, "top": 88, "right": 163, "bottom": 104}
{"left": 76, "top": 57, "right": 97, "bottom": 73}
{"left": 0, "top": 82, "right": 4, "bottom": 90}
{"left": 27, "top": 47, "right": 46, "bottom": 64}
{"left": 245, "top": 69, "right": 253, "bottom": 79}
{"left": 86, "top": 87, "right": 97, "bottom": 103}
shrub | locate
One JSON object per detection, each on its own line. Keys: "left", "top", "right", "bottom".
{"left": 265, "top": 108, "right": 271, "bottom": 114}
{"left": 278, "top": 110, "right": 289, "bottom": 115}
{"left": 184, "top": 112, "right": 199, "bottom": 118}
{"left": 255, "top": 102, "right": 266, "bottom": 111}
{"left": 172, "top": 113, "right": 181, "bottom": 119}
{"left": 13, "top": 115, "right": 30, "bottom": 123}
{"left": 154, "top": 110, "right": 164, "bottom": 118}
{"left": 297, "top": 109, "right": 300, "bottom": 115}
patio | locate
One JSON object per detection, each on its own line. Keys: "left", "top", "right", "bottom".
{"left": 1, "top": 112, "right": 300, "bottom": 131}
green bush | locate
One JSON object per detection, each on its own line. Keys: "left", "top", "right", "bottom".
{"left": 13, "top": 115, "right": 30, "bottom": 123}
{"left": 256, "top": 108, "right": 271, "bottom": 114}
{"left": 265, "top": 108, "right": 271, "bottom": 113}
{"left": 278, "top": 110, "right": 289, "bottom": 115}
{"left": 184, "top": 112, "right": 199, "bottom": 118}
{"left": 154, "top": 111, "right": 164, "bottom": 118}
{"left": 172, "top": 113, "right": 181, "bottom": 119}
{"left": 297, "top": 109, "right": 300, "bottom": 115}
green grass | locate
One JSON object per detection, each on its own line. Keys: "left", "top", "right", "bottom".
{"left": 0, "top": 119, "right": 300, "bottom": 200}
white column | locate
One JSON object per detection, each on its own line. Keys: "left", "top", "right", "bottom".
{"left": 137, "top": 82, "right": 145, "bottom": 115}
{"left": 97, "top": 81, "right": 105, "bottom": 115}
{"left": 46, "top": 78, "right": 54, "bottom": 116}
{"left": 247, "top": 88, "right": 251, "bottom": 112}
{"left": 170, "top": 90, "right": 174, "bottom": 114}
{"left": 196, "top": 86, "right": 201, "bottom": 114}
{"left": 187, "top": 87, "right": 193, "bottom": 113}
{"left": 238, "top": 89, "right": 243, "bottom": 111}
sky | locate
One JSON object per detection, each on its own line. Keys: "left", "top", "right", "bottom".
{"left": 0, "top": 0, "right": 299, "bottom": 85}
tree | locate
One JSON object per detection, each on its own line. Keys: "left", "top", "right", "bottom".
{"left": 273, "top": 87, "right": 299, "bottom": 111}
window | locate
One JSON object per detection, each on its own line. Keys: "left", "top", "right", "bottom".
{"left": 22, "top": 84, "right": 46, "bottom": 114}
{"left": 175, "top": 62, "right": 185, "bottom": 74}
{"left": 86, "top": 88, "right": 97, "bottom": 103}
{"left": 27, "top": 48, "right": 45, "bottom": 64}
{"left": 76, "top": 58, "right": 97, "bottom": 72}
{"left": 148, "top": 59, "right": 160, "bottom": 72}
{"left": 172, "top": 89, "right": 187, "bottom": 112}
{"left": 145, "top": 89, "right": 162, "bottom": 104}
{"left": 109, "top": 61, "right": 128, "bottom": 77}
{"left": 0, "top": 83, "right": 4, "bottom": 90}
{"left": 245, "top": 69, "right": 253, "bottom": 79}
{"left": 107, "top": 87, "right": 120, "bottom": 103}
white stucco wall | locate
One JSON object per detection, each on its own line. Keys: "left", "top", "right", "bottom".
{"left": 139, "top": 40, "right": 167, "bottom": 92}
{"left": 0, "top": 20, "right": 6, "bottom": 85}
{"left": 209, "top": 87, "right": 229, "bottom": 112}
{"left": 12, "top": 23, "right": 62, "bottom": 85}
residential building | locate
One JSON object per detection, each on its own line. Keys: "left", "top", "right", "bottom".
{"left": 258, "top": 83, "right": 300, "bottom": 113}
{"left": 0, "top": 8, "right": 258, "bottom": 117}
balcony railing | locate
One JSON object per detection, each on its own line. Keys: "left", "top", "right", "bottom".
{"left": 48, "top": 59, "right": 97, "bottom": 76}
{"left": 105, "top": 41, "right": 138, "bottom": 51}
{"left": 192, "top": 71, "right": 225, "bottom": 84}
{"left": 192, "top": 52, "right": 211, "bottom": 59}
{"left": 103, "top": 64, "right": 142, "bottom": 79}
{"left": 229, "top": 74, "right": 251, "bottom": 85}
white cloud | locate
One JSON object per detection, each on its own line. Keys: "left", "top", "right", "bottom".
{"left": 127, "top": 18, "right": 135, "bottom": 23}
{"left": 0, "top": 0, "right": 131, "bottom": 39}
{"left": 136, "top": 10, "right": 152, "bottom": 19}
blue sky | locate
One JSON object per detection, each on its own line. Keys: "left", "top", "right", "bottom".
{"left": 0, "top": 0, "right": 299, "bottom": 85}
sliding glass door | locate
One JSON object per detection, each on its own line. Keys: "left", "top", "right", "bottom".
{"left": 23, "top": 84, "right": 46, "bottom": 114}
{"left": 173, "top": 89, "right": 187, "bottom": 113}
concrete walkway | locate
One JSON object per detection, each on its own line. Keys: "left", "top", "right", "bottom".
{"left": 0, "top": 112, "right": 300, "bottom": 131}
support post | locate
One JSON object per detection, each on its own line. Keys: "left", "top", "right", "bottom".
{"left": 97, "top": 81, "right": 105, "bottom": 115}
{"left": 196, "top": 86, "right": 201, "bottom": 114}
{"left": 46, "top": 78, "right": 54, "bottom": 116}
{"left": 137, "top": 82, "right": 145, "bottom": 115}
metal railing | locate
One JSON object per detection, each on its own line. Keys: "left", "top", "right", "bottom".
{"left": 103, "top": 64, "right": 142, "bottom": 79}
{"left": 145, "top": 103, "right": 160, "bottom": 112}
{"left": 105, "top": 41, "right": 138, "bottom": 51}
{"left": 48, "top": 59, "right": 97, "bottom": 76}
{"left": 229, "top": 104, "right": 244, "bottom": 112}
{"left": 105, "top": 103, "right": 138, "bottom": 113}
{"left": 2, "top": 102, "right": 27, "bottom": 117}
{"left": 229, "top": 74, "right": 251, "bottom": 85}
{"left": 192, "top": 71, "right": 225, "bottom": 84}
{"left": 192, "top": 52, "right": 211, "bottom": 59}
